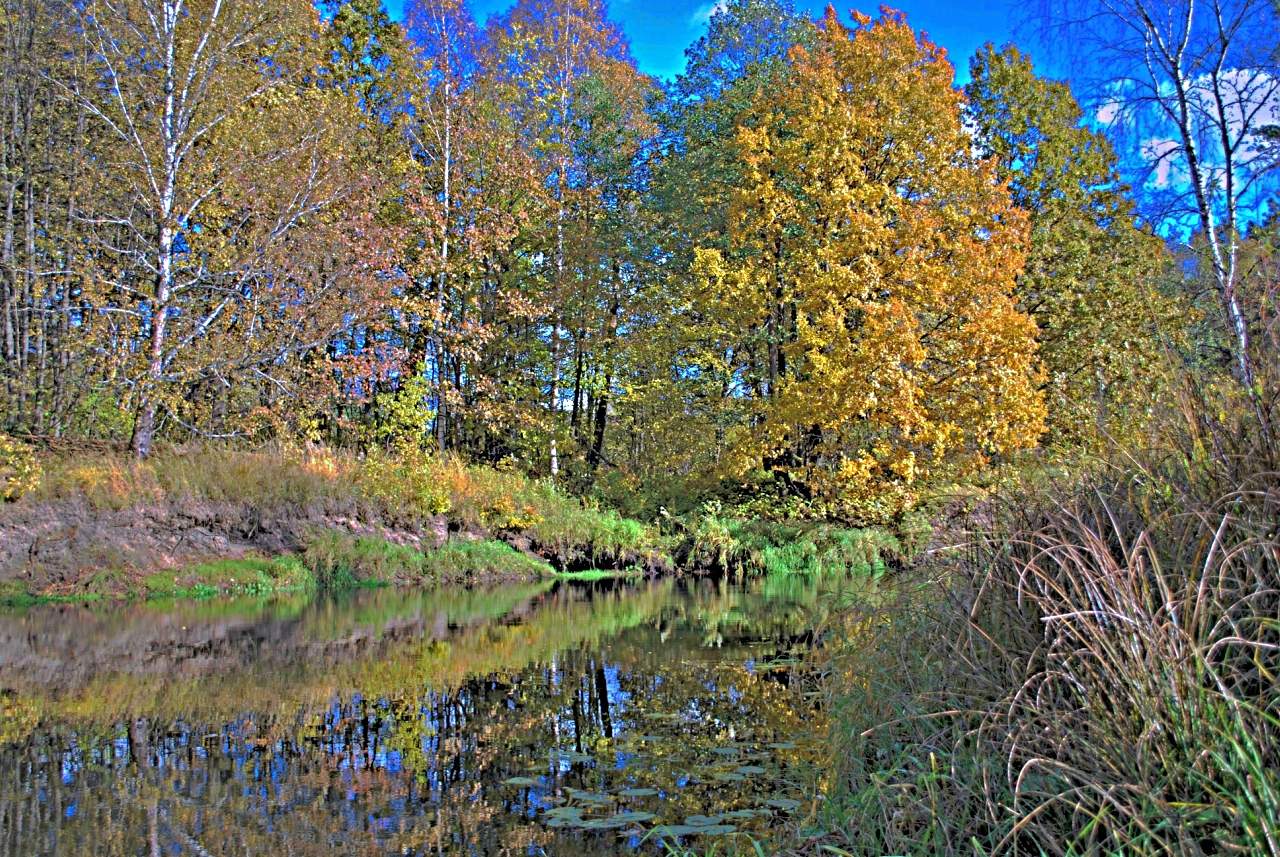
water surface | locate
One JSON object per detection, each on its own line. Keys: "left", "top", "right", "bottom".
{"left": 0, "top": 576, "right": 846, "bottom": 855}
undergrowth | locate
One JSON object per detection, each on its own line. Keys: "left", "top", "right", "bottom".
{"left": 677, "top": 504, "right": 905, "bottom": 579}
{"left": 810, "top": 377, "right": 1280, "bottom": 856}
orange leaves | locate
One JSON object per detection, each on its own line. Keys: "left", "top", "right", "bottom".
{"left": 693, "top": 9, "right": 1045, "bottom": 521}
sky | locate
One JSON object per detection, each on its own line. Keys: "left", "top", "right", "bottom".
{"left": 382, "top": 0, "right": 1030, "bottom": 84}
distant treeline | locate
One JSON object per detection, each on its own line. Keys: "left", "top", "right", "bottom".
{"left": 1, "top": 0, "right": 1275, "bottom": 520}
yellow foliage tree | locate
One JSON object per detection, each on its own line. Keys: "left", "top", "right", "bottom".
{"left": 692, "top": 7, "right": 1046, "bottom": 520}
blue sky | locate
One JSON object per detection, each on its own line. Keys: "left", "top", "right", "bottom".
{"left": 382, "top": 0, "right": 1030, "bottom": 84}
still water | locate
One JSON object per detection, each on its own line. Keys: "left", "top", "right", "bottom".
{"left": 0, "top": 576, "right": 849, "bottom": 855}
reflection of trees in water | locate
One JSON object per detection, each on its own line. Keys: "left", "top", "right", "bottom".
{"left": 0, "top": 652, "right": 815, "bottom": 856}
{"left": 0, "top": 576, "right": 839, "bottom": 855}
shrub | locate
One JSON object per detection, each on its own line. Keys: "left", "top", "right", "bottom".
{"left": 681, "top": 502, "right": 902, "bottom": 579}
{"left": 0, "top": 435, "right": 40, "bottom": 502}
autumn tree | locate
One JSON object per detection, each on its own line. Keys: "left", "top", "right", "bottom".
{"left": 71, "top": 0, "right": 390, "bottom": 455}
{"left": 483, "top": 0, "right": 654, "bottom": 479}
{"left": 0, "top": 1, "right": 114, "bottom": 436}
{"left": 1033, "top": 0, "right": 1280, "bottom": 436}
{"left": 692, "top": 8, "right": 1045, "bottom": 520}
{"left": 603, "top": 0, "right": 809, "bottom": 508}
{"left": 966, "top": 44, "right": 1182, "bottom": 445}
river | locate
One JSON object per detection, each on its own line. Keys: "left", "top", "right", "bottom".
{"left": 0, "top": 575, "right": 861, "bottom": 855}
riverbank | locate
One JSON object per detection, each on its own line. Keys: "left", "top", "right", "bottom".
{"left": 801, "top": 414, "right": 1280, "bottom": 856}
{"left": 0, "top": 442, "right": 909, "bottom": 606}
{"left": 0, "top": 443, "right": 669, "bottom": 605}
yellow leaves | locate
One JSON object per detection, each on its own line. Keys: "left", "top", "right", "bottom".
{"left": 0, "top": 435, "right": 40, "bottom": 502}
{"left": 690, "top": 9, "right": 1045, "bottom": 522}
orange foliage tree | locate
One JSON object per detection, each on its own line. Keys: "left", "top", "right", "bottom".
{"left": 692, "top": 7, "right": 1045, "bottom": 520}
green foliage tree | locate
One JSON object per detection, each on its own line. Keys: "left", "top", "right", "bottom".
{"left": 965, "top": 44, "right": 1184, "bottom": 445}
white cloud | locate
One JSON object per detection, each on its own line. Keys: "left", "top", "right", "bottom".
{"left": 1140, "top": 138, "right": 1182, "bottom": 188}
{"left": 689, "top": 1, "right": 726, "bottom": 27}
{"left": 1095, "top": 99, "right": 1122, "bottom": 126}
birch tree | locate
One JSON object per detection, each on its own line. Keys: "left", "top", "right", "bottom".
{"left": 1036, "top": 0, "right": 1280, "bottom": 432}
{"left": 73, "top": 0, "right": 380, "bottom": 455}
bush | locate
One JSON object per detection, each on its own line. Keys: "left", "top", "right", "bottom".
{"left": 0, "top": 435, "right": 40, "bottom": 502}
{"left": 680, "top": 502, "right": 902, "bottom": 579}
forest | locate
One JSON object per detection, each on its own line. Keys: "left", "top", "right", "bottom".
{"left": 0, "top": 0, "right": 1278, "bottom": 854}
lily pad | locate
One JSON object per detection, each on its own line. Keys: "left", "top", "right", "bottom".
{"left": 649, "top": 825, "right": 703, "bottom": 838}
{"left": 603, "top": 810, "right": 656, "bottom": 825}
{"left": 712, "top": 771, "right": 746, "bottom": 782}
{"left": 735, "top": 765, "right": 766, "bottom": 775}
{"left": 618, "top": 787, "right": 660, "bottom": 797}
{"left": 721, "top": 809, "right": 767, "bottom": 820}
{"left": 767, "top": 741, "right": 797, "bottom": 750}
{"left": 684, "top": 814, "right": 723, "bottom": 826}
{"left": 544, "top": 806, "right": 585, "bottom": 819}
{"left": 580, "top": 816, "right": 633, "bottom": 830}
{"left": 564, "top": 788, "right": 612, "bottom": 805}
{"left": 689, "top": 824, "right": 738, "bottom": 836}
{"left": 764, "top": 797, "right": 803, "bottom": 811}
{"left": 502, "top": 776, "right": 538, "bottom": 787}
{"left": 710, "top": 747, "right": 740, "bottom": 756}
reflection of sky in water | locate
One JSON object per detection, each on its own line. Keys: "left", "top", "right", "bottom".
{"left": 0, "top": 577, "right": 842, "bottom": 855}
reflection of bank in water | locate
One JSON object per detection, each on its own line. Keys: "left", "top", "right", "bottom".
{"left": 0, "top": 576, "right": 851, "bottom": 856}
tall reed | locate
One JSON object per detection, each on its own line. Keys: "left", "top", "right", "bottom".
{"left": 817, "top": 382, "right": 1280, "bottom": 855}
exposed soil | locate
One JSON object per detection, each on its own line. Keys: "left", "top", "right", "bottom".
{"left": 0, "top": 495, "right": 451, "bottom": 598}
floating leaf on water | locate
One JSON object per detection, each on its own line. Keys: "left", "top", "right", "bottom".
{"left": 710, "top": 747, "right": 740, "bottom": 756}
{"left": 544, "top": 806, "right": 585, "bottom": 819}
{"left": 764, "top": 797, "right": 803, "bottom": 811}
{"left": 684, "top": 814, "right": 723, "bottom": 826}
{"left": 564, "top": 789, "right": 612, "bottom": 805}
{"left": 502, "top": 776, "right": 538, "bottom": 787}
{"left": 767, "top": 742, "right": 797, "bottom": 750}
{"left": 690, "top": 824, "right": 737, "bottom": 836}
{"left": 580, "top": 817, "right": 631, "bottom": 830}
{"left": 545, "top": 816, "right": 578, "bottom": 829}
{"left": 649, "top": 825, "right": 702, "bottom": 838}
{"left": 618, "top": 787, "right": 659, "bottom": 797}
{"left": 712, "top": 772, "right": 745, "bottom": 782}
{"left": 735, "top": 765, "right": 766, "bottom": 775}
{"left": 721, "top": 809, "right": 766, "bottom": 820}
{"left": 606, "top": 810, "right": 656, "bottom": 824}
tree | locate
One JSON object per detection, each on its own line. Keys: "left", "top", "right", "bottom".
{"left": 1033, "top": 0, "right": 1280, "bottom": 434}
{"left": 692, "top": 8, "right": 1045, "bottom": 520}
{"left": 71, "top": 0, "right": 387, "bottom": 455}
{"left": 606, "top": 0, "right": 808, "bottom": 506}
{"left": 483, "top": 0, "right": 651, "bottom": 479}
{"left": 1, "top": 1, "right": 111, "bottom": 436}
{"left": 404, "top": 0, "right": 477, "bottom": 454}
{"left": 966, "top": 44, "right": 1182, "bottom": 445}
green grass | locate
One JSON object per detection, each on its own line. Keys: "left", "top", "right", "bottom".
{"left": 0, "top": 556, "right": 314, "bottom": 607}
{"left": 680, "top": 509, "right": 902, "bottom": 579}
{"left": 302, "top": 531, "right": 552, "bottom": 587}
{"left": 141, "top": 556, "right": 314, "bottom": 599}
{"left": 552, "top": 567, "right": 644, "bottom": 581}
{"left": 427, "top": 538, "right": 554, "bottom": 580}
{"left": 0, "top": 579, "right": 103, "bottom": 608}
